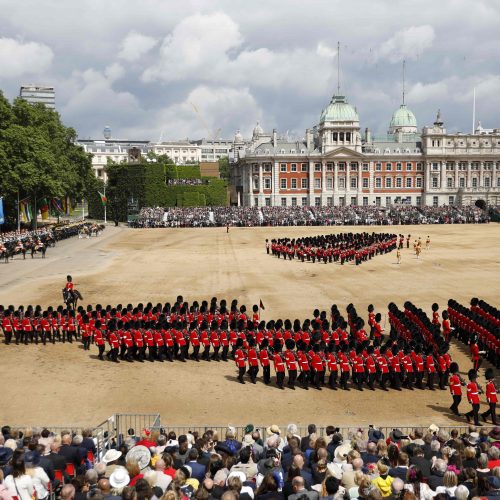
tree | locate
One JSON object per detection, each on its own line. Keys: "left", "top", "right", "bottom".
{"left": 0, "top": 92, "right": 94, "bottom": 228}
{"left": 218, "top": 156, "right": 230, "bottom": 183}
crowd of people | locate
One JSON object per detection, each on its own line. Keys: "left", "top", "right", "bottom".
{"left": 267, "top": 233, "right": 397, "bottom": 265}
{"left": 2, "top": 422, "right": 500, "bottom": 500}
{"left": 130, "top": 206, "right": 490, "bottom": 229}
{"left": 0, "top": 223, "right": 98, "bottom": 261}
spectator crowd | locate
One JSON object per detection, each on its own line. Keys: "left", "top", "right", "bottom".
{"left": 130, "top": 207, "right": 490, "bottom": 228}
{"left": 2, "top": 422, "right": 500, "bottom": 500}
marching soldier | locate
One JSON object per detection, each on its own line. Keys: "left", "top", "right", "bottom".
{"left": 465, "top": 369, "right": 482, "bottom": 426}
{"left": 94, "top": 320, "right": 106, "bottom": 360}
{"left": 235, "top": 338, "right": 247, "bottom": 384}
{"left": 247, "top": 337, "right": 259, "bottom": 384}
{"left": 448, "top": 362, "right": 463, "bottom": 416}
{"left": 297, "top": 342, "right": 310, "bottom": 390}
{"left": 259, "top": 338, "right": 272, "bottom": 384}
{"left": 326, "top": 342, "right": 338, "bottom": 390}
{"left": 284, "top": 339, "right": 298, "bottom": 389}
{"left": 273, "top": 339, "right": 286, "bottom": 389}
{"left": 482, "top": 368, "right": 498, "bottom": 425}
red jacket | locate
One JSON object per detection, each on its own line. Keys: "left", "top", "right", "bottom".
{"left": 467, "top": 382, "right": 480, "bottom": 404}
{"left": 486, "top": 381, "right": 497, "bottom": 404}
{"left": 449, "top": 374, "right": 462, "bottom": 396}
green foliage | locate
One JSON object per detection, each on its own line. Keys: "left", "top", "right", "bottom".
{"left": 0, "top": 92, "right": 94, "bottom": 227}
{"left": 218, "top": 156, "right": 230, "bottom": 182}
{"left": 165, "top": 164, "right": 201, "bottom": 180}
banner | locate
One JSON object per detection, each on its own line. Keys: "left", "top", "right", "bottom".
{"left": 51, "top": 198, "right": 64, "bottom": 214}
{"left": 0, "top": 197, "right": 4, "bottom": 225}
{"left": 40, "top": 198, "right": 49, "bottom": 220}
{"left": 20, "top": 200, "right": 32, "bottom": 222}
{"left": 98, "top": 191, "right": 107, "bottom": 206}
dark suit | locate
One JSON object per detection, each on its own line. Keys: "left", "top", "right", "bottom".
{"left": 361, "top": 452, "right": 379, "bottom": 465}
{"left": 39, "top": 455, "right": 55, "bottom": 481}
{"left": 82, "top": 437, "right": 97, "bottom": 455}
{"left": 186, "top": 460, "right": 206, "bottom": 482}
{"left": 300, "top": 435, "right": 312, "bottom": 453}
{"left": 47, "top": 451, "right": 67, "bottom": 472}
{"left": 409, "top": 456, "right": 431, "bottom": 478}
{"left": 300, "top": 469, "right": 313, "bottom": 490}
{"left": 388, "top": 466, "right": 409, "bottom": 482}
{"left": 427, "top": 472, "right": 445, "bottom": 491}
{"left": 59, "top": 444, "right": 83, "bottom": 466}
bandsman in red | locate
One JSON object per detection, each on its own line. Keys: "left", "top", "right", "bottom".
{"left": 482, "top": 368, "right": 498, "bottom": 425}
{"left": 189, "top": 322, "right": 201, "bottom": 361}
{"left": 122, "top": 324, "right": 135, "bottom": 361}
{"left": 247, "top": 337, "right": 259, "bottom": 384}
{"left": 326, "top": 342, "right": 338, "bottom": 390}
{"left": 338, "top": 346, "right": 351, "bottom": 391}
{"left": 272, "top": 339, "right": 286, "bottom": 390}
{"left": 234, "top": 338, "right": 247, "bottom": 384}
{"left": 284, "top": 339, "right": 298, "bottom": 390}
{"left": 1, "top": 313, "right": 13, "bottom": 345}
{"left": 448, "top": 362, "right": 464, "bottom": 416}
{"left": 259, "top": 338, "right": 271, "bottom": 385}
{"left": 94, "top": 320, "right": 106, "bottom": 360}
{"left": 365, "top": 345, "right": 377, "bottom": 391}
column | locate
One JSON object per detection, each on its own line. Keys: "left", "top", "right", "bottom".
{"left": 454, "top": 161, "right": 459, "bottom": 189}
{"left": 309, "top": 160, "right": 314, "bottom": 204}
{"left": 334, "top": 162, "right": 339, "bottom": 194}
{"left": 425, "top": 161, "right": 431, "bottom": 190}
{"left": 248, "top": 167, "right": 253, "bottom": 206}
{"left": 321, "top": 161, "right": 327, "bottom": 205}
{"left": 479, "top": 161, "right": 484, "bottom": 188}
{"left": 272, "top": 161, "right": 279, "bottom": 206}
{"left": 467, "top": 161, "right": 472, "bottom": 188}
{"left": 346, "top": 163, "right": 350, "bottom": 197}
{"left": 440, "top": 161, "right": 446, "bottom": 190}
{"left": 258, "top": 163, "right": 263, "bottom": 196}
{"left": 493, "top": 162, "right": 497, "bottom": 191}
{"left": 369, "top": 162, "right": 374, "bottom": 195}
{"left": 358, "top": 165, "right": 362, "bottom": 204}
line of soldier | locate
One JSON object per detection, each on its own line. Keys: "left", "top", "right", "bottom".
{"left": 447, "top": 298, "right": 500, "bottom": 369}
{"left": 268, "top": 232, "right": 397, "bottom": 264}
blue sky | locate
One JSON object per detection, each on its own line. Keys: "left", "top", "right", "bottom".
{"left": 1, "top": 0, "right": 499, "bottom": 141}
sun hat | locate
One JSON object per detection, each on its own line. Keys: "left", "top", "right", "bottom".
{"left": 103, "top": 449, "right": 122, "bottom": 464}
{"left": 266, "top": 425, "right": 281, "bottom": 437}
{"left": 244, "top": 424, "right": 254, "bottom": 434}
{"left": 109, "top": 468, "right": 130, "bottom": 488}
{"left": 335, "top": 443, "right": 351, "bottom": 462}
{"left": 126, "top": 445, "right": 151, "bottom": 470}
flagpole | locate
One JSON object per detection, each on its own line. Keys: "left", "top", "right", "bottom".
{"left": 17, "top": 190, "right": 20, "bottom": 232}
{"left": 104, "top": 183, "right": 107, "bottom": 224}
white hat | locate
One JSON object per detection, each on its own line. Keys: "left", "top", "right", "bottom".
{"left": 126, "top": 445, "right": 151, "bottom": 470}
{"left": 327, "top": 462, "right": 343, "bottom": 480}
{"left": 167, "top": 439, "right": 179, "bottom": 448}
{"left": 103, "top": 449, "right": 122, "bottom": 464}
{"left": 109, "top": 468, "right": 130, "bottom": 488}
{"left": 334, "top": 443, "right": 351, "bottom": 463}
{"left": 227, "top": 471, "right": 247, "bottom": 485}
{"left": 428, "top": 424, "right": 440, "bottom": 434}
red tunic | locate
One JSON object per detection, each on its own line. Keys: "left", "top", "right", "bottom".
{"left": 284, "top": 350, "right": 298, "bottom": 371}
{"left": 449, "top": 374, "right": 462, "bottom": 396}
{"left": 259, "top": 349, "right": 270, "bottom": 367}
{"left": 273, "top": 353, "right": 286, "bottom": 373}
{"left": 467, "top": 382, "right": 480, "bottom": 404}
{"left": 486, "top": 381, "right": 497, "bottom": 404}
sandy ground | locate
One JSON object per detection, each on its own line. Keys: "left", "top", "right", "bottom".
{"left": 0, "top": 223, "right": 499, "bottom": 428}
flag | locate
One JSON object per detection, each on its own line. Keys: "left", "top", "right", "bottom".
{"left": 98, "top": 191, "right": 107, "bottom": 206}
{"left": 259, "top": 299, "right": 265, "bottom": 310}
{"left": 51, "top": 198, "right": 64, "bottom": 214}
{"left": 20, "top": 200, "right": 32, "bottom": 222}
{"left": 40, "top": 198, "right": 49, "bottom": 220}
{"left": 0, "top": 197, "right": 4, "bottom": 225}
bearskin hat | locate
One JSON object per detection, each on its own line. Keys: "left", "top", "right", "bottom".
{"left": 468, "top": 369, "right": 477, "bottom": 380}
{"left": 285, "top": 339, "right": 295, "bottom": 350}
{"left": 235, "top": 338, "right": 244, "bottom": 348}
{"left": 485, "top": 368, "right": 495, "bottom": 380}
{"left": 273, "top": 339, "right": 282, "bottom": 352}
{"left": 261, "top": 338, "right": 269, "bottom": 349}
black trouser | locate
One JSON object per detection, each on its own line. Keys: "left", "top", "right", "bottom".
{"left": 329, "top": 371, "right": 338, "bottom": 389}
{"left": 238, "top": 366, "right": 246, "bottom": 383}
{"left": 416, "top": 372, "right": 424, "bottom": 389}
{"left": 3, "top": 330, "right": 12, "bottom": 344}
{"left": 482, "top": 403, "right": 497, "bottom": 424}
{"left": 97, "top": 345, "right": 105, "bottom": 359}
{"left": 367, "top": 372, "right": 376, "bottom": 390}
{"left": 249, "top": 365, "right": 259, "bottom": 383}
{"left": 380, "top": 373, "right": 389, "bottom": 390}
{"left": 263, "top": 365, "right": 271, "bottom": 384}
{"left": 438, "top": 372, "right": 447, "bottom": 390}
{"left": 427, "top": 372, "right": 435, "bottom": 390}
{"left": 405, "top": 372, "right": 414, "bottom": 390}
{"left": 354, "top": 372, "right": 364, "bottom": 390}
{"left": 392, "top": 372, "right": 401, "bottom": 390}
{"left": 340, "top": 371, "right": 349, "bottom": 389}
{"left": 211, "top": 346, "right": 220, "bottom": 361}
{"left": 288, "top": 370, "right": 297, "bottom": 388}
{"left": 191, "top": 345, "right": 200, "bottom": 361}
{"left": 466, "top": 403, "right": 480, "bottom": 425}
{"left": 202, "top": 345, "right": 210, "bottom": 361}
{"left": 120, "top": 344, "right": 127, "bottom": 359}
{"left": 221, "top": 345, "right": 229, "bottom": 361}
{"left": 450, "top": 395, "right": 461, "bottom": 415}
{"left": 83, "top": 337, "right": 92, "bottom": 350}
{"left": 111, "top": 348, "right": 119, "bottom": 362}
{"left": 149, "top": 345, "right": 157, "bottom": 361}
{"left": 276, "top": 371, "right": 285, "bottom": 388}
{"left": 15, "top": 330, "right": 22, "bottom": 344}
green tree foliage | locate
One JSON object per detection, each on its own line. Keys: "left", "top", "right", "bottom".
{"left": 218, "top": 156, "right": 230, "bottom": 183}
{"left": 0, "top": 92, "right": 94, "bottom": 227}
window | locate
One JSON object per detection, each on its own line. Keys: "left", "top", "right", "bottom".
{"left": 301, "top": 178, "right": 309, "bottom": 189}
{"left": 406, "top": 178, "right": 412, "bottom": 188}
{"left": 396, "top": 163, "right": 402, "bottom": 171}
{"left": 416, "top": 177, "right": 423, "bottom": 188}
{"left": 386, "top": 177, "right": 392, "bottom": 188}
{"left": 472, "top": 177, "right": 478, "bottom": 188}
{"left": 327, "top": 197, "right": 333, "bottom": 206}
{"left": 264, "top": 164, "right": 271, "bottom": 172}
{"left": 459, "top": 177, "right": 465, "bottom": 188}
{"left": 339, "top": 132, "right": 344, "bottom": 142}
{"left": 432, "top": 177, "right": 438, "bottom": 188}
{"left": 363, "top": 197, "right": 368, "bottom": 206}
{"left": 447, "top": 178, "right": 453, "bottom": 188}
{"left": 315, "top": 197, "right": 321, "bottom": 207}
{"left": 346, "top": 132, "right": 351, "bottom": 142}
{"left": 416, "top": 196, "right": 421, "bottom": 206}
{"left": 301, "top": 163, "right": 308, "bottom": 172}
{"left": 350, "top": 197, "right": 357, "bottom": 205}
{"left": 253, "top": 177, "right": 259, "bottom": 190}
{"left": 281, "top": 198, "right": 287, "bottom": 206}
{"left": 432, "top": 163, "right": 439, "bottom": 170}
{"left": 396, "top": 178, "right": 402, "bottom": 188}
{"left": 375, "top": 178, "right": 382, "bottom": 188}
{"left": 375, "top": 197, "right": 381, "bottom": 207}
{"left": 265, "top": 198, "right": 271, "bottom": 206}
{"left": 280, "top": 164, "right": 286, "bottom": 172}
{"left": 350, "top": 177, "right": 357, "bottom": 188}
{"left": 291, "top": 163, "right": 297, "bottom": 172}
{"left": 449, "top": 196, "right": 454, "bottom": 205}
{"left": 485, "top": 177, "right": 491, "bottom": 188}
{"left": 350, "top": 162, "right": 358, "bottom": 171}
{"left": 416, "top": 163, "right": 423, "bottom": 171}
{"left": 327, "top": 163, "right": 333, "bottom": 171}
{"left": 280, "top": 179, "right": 287, "bottom": 189}
{"left": 291, "top": 197, "right": 297, "bottom": 206}
{"left": 332, "top": 132, "right": 338, "bottom": 142}
{"left": 406, "top": 163, "right": 412, "bottom": 170}
{"left": 386, "top": 163, "right": 392, "bottom": 171}
{"left": 375, "top": 163, "right": 382, "bottom": 171}
{"left": 327, "top": 177, "right": 333, "bottom": 189}
{"left": 339, "top": 178, "right": 345, "bottom": 189}
{"left": 362, "top": 178, "right": 369, "bottom": 188}
{"left": 315, "top": 163, "right": 321, "bottom": 171}
{"left": 314, "top": 178, "right": 321, "bottom": 189}
{"left": 433, "top": 196, "right": 439, "bottom": 207}
{"left": 302, "top": 197, "right": 308, "bottom": 206}
{"left": 497, "top": 177, "right": 500, "bottom": 187}
{"left": 264, "top": 178, "right": 271, "bottom": 190}
{"left": 291, "top": 178, "right": 297, "bottom": 189}
{"left": 363, "top": 163, "right": 369, "bottom": 171}
{"left": 386, "top": 197, "right": 391, "bottom": 206}
{"left": 338, "top": 162, "right": 346, "bottom": 171}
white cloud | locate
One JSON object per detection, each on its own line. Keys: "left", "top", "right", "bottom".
{"left": 0, "top": 37, "right": 53, "bottom": 78}
{"left": 407, "top": 81, "right": 449, "bottom": 103}
{"left": 118, "top": 31, "right": 158, "bottom": 62}
{"left": 376, "top": 25, "right": 435, "bottom": 63}
{"left": 316, "top": 42, "right": 337, "bottom": 59}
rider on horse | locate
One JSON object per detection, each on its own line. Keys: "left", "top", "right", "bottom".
{"left": 63, "top": 275, "right": 82, "bottom": 309}
{"left": 16, "top": 240, "right": 24, "bottom": 252}
{"left": 35, "top": 239, "right": 44, "bottom": 251}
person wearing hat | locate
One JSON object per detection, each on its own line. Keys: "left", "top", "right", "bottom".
{"left": 247, "top": 337, "right": 259, "bottom": 384}
{"left": 465, "top": 369, "right": 482, "bottom": 426}
{"left": 449, "top": 362, "right": 463, "bottom": 416}
{"left": 109, "top": 468, "right": 130, "bottom": 492}
{"left": 102, "top": 449, "right": 123, "bottom": 477}
{"left": 482, "top": 368, "right": 498, "bottom": 424}
{"left": 272, "top": 340, "right": 286, "bottom": 389}
{"left": 284, "top": 339, "right": 298, "bottom": 389}
{"left": 25, "top": 451, "right": 50, "bottom": 500}
{"left": 259, "top": 339, "right": 272, "bottom": 385}
{"left": 235, "top": 338, "right": 247, "bottom": 384}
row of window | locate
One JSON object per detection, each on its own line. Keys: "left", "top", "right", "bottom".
{"left": 254, "top": 162, "right": 423, "bottom": 173}
{"left": 254, "top": 196, "right": 423, "bottom": 207}
{"left": 432, "top": 177, "right": 499, "bottom": 188}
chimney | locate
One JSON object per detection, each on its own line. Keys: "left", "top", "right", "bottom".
{"left": 365, "top": 127, "right": 372, "bottom": 143}
{"left": 396, "top": 130, "right": 403, "bottom": 143}
{"left": 272, "top": 128, "right": 277, "bottom": 148}
{"left": 306, "top": 128, "right": 313, "bottom": 150}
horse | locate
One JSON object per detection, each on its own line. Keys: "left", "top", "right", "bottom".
{"left": 30, "top": 244, "right": 47, "bottom": 259}
{"left": 11, "top": 246, "right": 27, "bottom": 260}
{"left": 62, "top": 288, "right": 83, "bottom": 310}
{"left": 0, "top": 247, "right": 9, "bottom": 264}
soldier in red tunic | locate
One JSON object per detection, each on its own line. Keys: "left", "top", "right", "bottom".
{"left": 94, "top": 320, "right": 106, "bottom": 360}
{"left": 448, "top": 362, "right": 464, "bottom": 416}
{"left": 465, "top": 369, "right": 482, "bottom": 426}
{"left": 482, "top": 368, "right": 498, "bottom": 424}
{"left": 273, "top": 339, "right": 286, "bottom": 389}
{"left": 247, "top": 337, "right": 259, "bottom": 384}
{"left": 234, "top": 338, "right": 247, "bottom": 384}
{"left": 284, "top": 339, "right": 298, "bottom": 390}
{"left": 259, "top": 338, "right": 271, "bottom": 385}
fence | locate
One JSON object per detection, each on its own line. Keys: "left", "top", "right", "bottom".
{"left": 7, "top": 416, "right": 493, "bottom": 460}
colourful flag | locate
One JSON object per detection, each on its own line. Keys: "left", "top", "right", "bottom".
{"left": 51, "top": 198, "right": 64, "bottom": 214}
{"left": 20, "top": 201, "right": 32, "bottom": 222}
{"left": 0, "top": 197, "right": 4, "bottom": 225}
{"left": 40, "top": 198, "right": 49, "bottom": 220}
{"left": 98, "top": 191, "right": 107, "bottom": 206}
{"left": 259, "top": 299, "right": 265, "bottom": 310}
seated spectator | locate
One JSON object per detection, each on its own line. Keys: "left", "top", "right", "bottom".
{"left": 403, "top": 467, "right": 434, "bottom": 500}
{"left": 435, "top": 471, "right": 458, "bottom": 496}
{"left": 389, "top": 453, "right": 409, "bottom": 482}
{"left": 372, "top": 461, "right": 394, "bottom": 497}
{"left": 254, "top": 474, "right": 284, "bottom": 500}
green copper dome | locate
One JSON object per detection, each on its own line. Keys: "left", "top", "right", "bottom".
{"left": 390, "top": 104, "right": 417, "bottom": 129}
{"left": 319, "top": 95, "right": 359, "bottom": 123}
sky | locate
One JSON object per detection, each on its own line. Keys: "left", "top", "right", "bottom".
{"left": 1, "top": 0, "right": 499, "bottom": 142}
